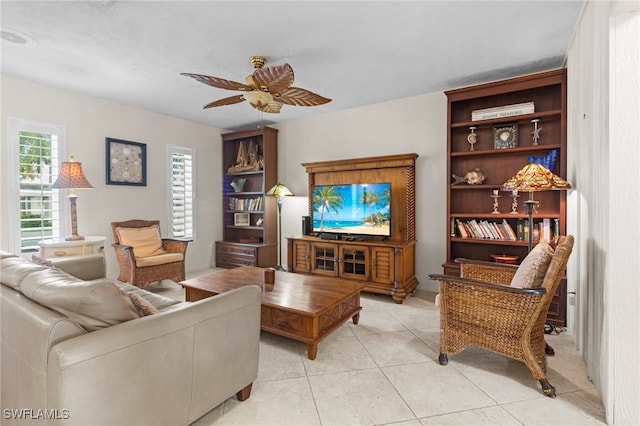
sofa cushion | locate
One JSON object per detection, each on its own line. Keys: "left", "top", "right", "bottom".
{"left": 128, "top": 292, "right": 159, "bottom": 316}
{"left": 115, "top": 225, "right": 166, "bottom": 258}
{"left": 50, "top": 254, "right": 106, "bottom": 281}
{"left": 20, "top": 268, "right": 139, "bottom": 331}
{"left": 510, "top": 240, "right": 554, "bottom": 289}
{"left": 135, "top": 252, "right": 183, "bottom": 267}
{"left": 0, "top": 256, "right": 48, "bottom": 290}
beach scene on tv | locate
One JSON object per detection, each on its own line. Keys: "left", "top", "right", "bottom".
{"left": 312, "top": 183, "right": 391, "bottom": 236}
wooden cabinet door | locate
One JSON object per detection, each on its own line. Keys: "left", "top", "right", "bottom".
{"left": 291, "top": 240, "right": 311, "bottom": 273}
{"left": 371, "top": 246, "right": 395, "bottom": 285}
{"left": 310, "top": 242, "right": 339, "bottom": 277}
{"left": 339, "top": 245, "right": 370, "bottom": 281}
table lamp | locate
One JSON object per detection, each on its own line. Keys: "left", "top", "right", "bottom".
{"left": 51, "top": 156, "right": 94, "bottom": 240}
{"left": 501, "top": 162, "right": 571, "bottom": 252}
{"left": 266, "top": 183, "right": 293, "bottom": 270}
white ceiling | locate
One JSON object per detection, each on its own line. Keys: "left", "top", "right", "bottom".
{"left": 1, "top": 1, "right": 584, "bottom": 131}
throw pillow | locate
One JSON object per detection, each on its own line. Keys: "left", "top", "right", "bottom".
{"left": 116, "top": 225, "right": 166, "bottom": 258}
{"left": 32, "top": 254, "right": 55, "bottom": 268}
{"left": 510, "top": 240, "right": 554, "bottom": 289}
{"left": 128, "top": 292, "right": 159, "bottom": 316}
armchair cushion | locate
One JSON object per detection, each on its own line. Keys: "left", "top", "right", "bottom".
{"left": 135, "top": 252, "right": 183, "bottom": 267}
{"left": 115, "top": 225, "right": 166, "bottom": 258}
{"left": 510, "top": 239, "right": 554, "bottom": 288}
{"left": 20, "top": 268, "right": 139, "bottom": 331}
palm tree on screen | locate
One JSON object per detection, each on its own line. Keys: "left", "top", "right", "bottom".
{"left": 313, "top": 186, "right": 345, "bottom": 231}
{"left": 360, "top": 188, "right": 380, "bottom": 224}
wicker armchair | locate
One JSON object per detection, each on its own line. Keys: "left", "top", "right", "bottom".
{"left": 111, "top": 219, "right": 190, "bottom": 288}
{"left": 428, "top": 235, "right": 574, "bottom": 398}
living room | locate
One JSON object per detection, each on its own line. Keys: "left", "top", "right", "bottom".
{"left": 1, "top": 1, "right": 638, "bottom": 425}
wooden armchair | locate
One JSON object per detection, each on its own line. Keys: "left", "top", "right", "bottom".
{"left": 111, "top": 219, "right": 190, "bottom": 288}
{"left": 428, "top": 235, "right": 574, "bottom": 398}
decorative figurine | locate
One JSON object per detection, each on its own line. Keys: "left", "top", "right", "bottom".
{"left": 531, "top": 119, "right": 542, "bottom": 145}
{"left": 451, "top": 168, "right": 486, "bottom": 185}
{"left": 510, "top": 190, "right": 519, "bottom": 214}
{"left": 230, "top": 177, "right": 247, "bottom": 192}
{"left": 467, "top": 126, "right": 477, "bottom": 151}
{"left": 228, "top": 140, "right": 264, "bottom": 173}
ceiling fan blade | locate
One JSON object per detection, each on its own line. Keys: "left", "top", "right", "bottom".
{"left": 252, "top": 64, "right": 294, "bottom": 94}
{"left": 203, "top": 95, "right": 246, "bottom": 109}
{"left": 181, "top": 73, "right": 253, "bottom": 91}
{"left": 276, "top": 87, "right": 332, "bottom": 106}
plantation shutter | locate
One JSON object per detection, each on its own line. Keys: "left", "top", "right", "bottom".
{"left": 169, "top": 147, "right": 194, "bottom": 239}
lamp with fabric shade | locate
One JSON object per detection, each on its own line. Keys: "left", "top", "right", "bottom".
{"left": 51, "top": 156, "right": 94, "bottom": 241}
{"left": 266, "top": 183, "right": 293, "bottom": 270}
{"left": 501, "top": 162, "right": 571, "bottom": 252}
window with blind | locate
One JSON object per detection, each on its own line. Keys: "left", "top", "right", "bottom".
{"left": 168, "top": 145, "right": 195, "bottom": 240}
{"left": 7, "top": 118, "right": 66, "bottom": 254}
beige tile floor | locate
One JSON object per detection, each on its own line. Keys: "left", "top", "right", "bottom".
{"left": 147, "top": 272, "right": 606, "bottom": 426}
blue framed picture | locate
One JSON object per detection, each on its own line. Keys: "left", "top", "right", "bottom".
{"left": 106, "top": 137, "right": 147, "bottom": 186}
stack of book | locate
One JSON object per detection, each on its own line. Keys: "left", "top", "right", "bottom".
{"left": 455, "top": 219, "right": 517, "bottom": 240}
{"left": 228, "top": 196, "right": 263, "bottom": 211}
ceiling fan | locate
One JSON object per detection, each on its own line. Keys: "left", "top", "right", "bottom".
{"left": 182, "top": 56, "right": 331, "bottom": 113}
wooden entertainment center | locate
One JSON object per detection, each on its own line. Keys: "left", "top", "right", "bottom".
{"left": 287, "top": 153, "right": 418, "bottom": 303}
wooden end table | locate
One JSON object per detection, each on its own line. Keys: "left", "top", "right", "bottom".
{"left": 180, "top": 266, "right": 365, "bottom": 360}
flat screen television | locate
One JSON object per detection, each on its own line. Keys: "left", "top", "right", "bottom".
{"left": 312, "top": 182, "right": 392, "bottom": 237}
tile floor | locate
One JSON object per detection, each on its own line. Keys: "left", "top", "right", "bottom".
{"left": 147, "top": 272, "right": 606, "bottom": 426}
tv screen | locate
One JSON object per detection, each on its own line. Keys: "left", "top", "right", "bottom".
{"left": 312, "top": 182, "right": 392, "bottom": 237}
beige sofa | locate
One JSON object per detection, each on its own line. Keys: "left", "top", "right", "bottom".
{"left": 0, "top": 251, "right": 261, "bottom": 425}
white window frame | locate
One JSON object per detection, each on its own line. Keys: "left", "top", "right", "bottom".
{"left": 6, "top": 117, "right": 67, "bottom": 255}
{"left": 167, "top": 144, "right": 196, "bottom": 241}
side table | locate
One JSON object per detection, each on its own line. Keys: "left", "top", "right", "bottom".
{"left": 38, "top": 236, "right": 107, "bottom": 259}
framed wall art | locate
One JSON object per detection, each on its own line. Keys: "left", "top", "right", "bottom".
{"left": 493, "top": 124, "right": 519, "bottom": 149}
{"left": 106, "top": 137, "right": 147, "bottom": 186}
{"left": 234, "top": 212, "right": 250, "bottom": 226}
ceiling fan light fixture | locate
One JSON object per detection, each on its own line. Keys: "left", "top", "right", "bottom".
{"left": 244, "top": 90, "right": 273, "bottom": 107}
{"left": 183, "top": 55, "right": 330, "bottom": 114}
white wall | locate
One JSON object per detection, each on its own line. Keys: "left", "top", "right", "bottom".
{"left": 274, "top": 91, "right": 448, "bottom": 292}
{"left": 566, "top": 1, "right": 640, "bottom": 424}
{"left": 1, "top": 75, "right": 448, "bottom": 291}
{"left": 1, "top": 75, "right": 223, "bottom": 278}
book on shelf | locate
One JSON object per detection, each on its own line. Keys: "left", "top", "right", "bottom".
{"left": 471, "top": 102, "right": 535, "bottom": 121}
{"left": 517, "top": 219, "right": 525, "bottom": 240}
{"left": 542, "top": 218, "right": 552, "bottom": 242}
{"left": 502, "top": 220, "right": 518, "bottom": 240}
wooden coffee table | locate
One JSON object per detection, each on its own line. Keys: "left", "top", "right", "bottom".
{"left": 180, "top": 266, "right": 365, "bottom": 360}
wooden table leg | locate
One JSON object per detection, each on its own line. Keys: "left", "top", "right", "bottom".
{"left": 352, "top": 312, "right": 360, "bottom": 324}
{"left": 307, "top": 343, "right": 318, "bottom": 360}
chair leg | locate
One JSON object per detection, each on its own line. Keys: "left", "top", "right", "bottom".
{"left": 539, "top": 379, "right": 556, "bottom": 398}
{"left": 545, "top": 342, "right": 555, "bottom": 356}
{"left": 438, "top": 353, "right": 448, "bottom": 365}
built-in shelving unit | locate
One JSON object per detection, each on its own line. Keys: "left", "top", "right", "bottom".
{"left": 215, "top": 127, "right": 278, "bottom": 268}
{"left": 444, "top": 69, "right": 568, "bottom": 326}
